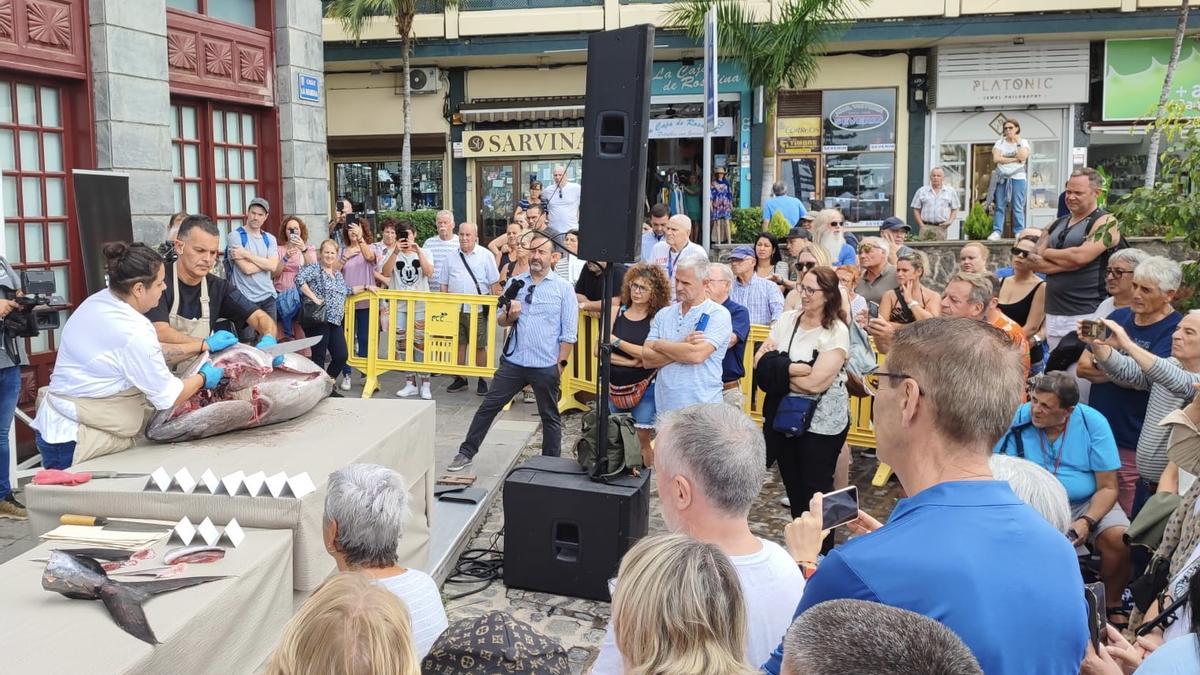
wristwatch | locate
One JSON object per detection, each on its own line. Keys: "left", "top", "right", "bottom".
{"left": 612, "top": 337, "right": 622, "bottom": 349}
{"left": 559, "top": 359, "right": 568, "bottom": 370}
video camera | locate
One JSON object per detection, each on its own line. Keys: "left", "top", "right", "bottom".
{"left": 156, "top": 239, "right": 179, "bottom": 265}
{"left": 5, "top": 269, "right": 66, "bottom": 337}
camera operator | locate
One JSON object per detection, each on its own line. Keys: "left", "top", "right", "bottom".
{"left": 0, "top": 255, "right": 26, "bottom": 519}
{"left": 446, "top": 231, "right": 578, "bottom": 473}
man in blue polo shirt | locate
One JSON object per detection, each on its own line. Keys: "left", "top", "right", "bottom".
{"left": 763, "top": 317, "right": 1086, "bottom": 675}
{"left": 994, "top": 371, "right": 1129, "bottom": 627}
{"left": 703, "top": 263, "right": 750, "bottom": 408}
{"left": 761, "top": 182, "right": 806, "bottom": 230}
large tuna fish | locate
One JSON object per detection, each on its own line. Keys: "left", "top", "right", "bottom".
{"left": 146, "top": 343, "right": 333, "bottom": 442}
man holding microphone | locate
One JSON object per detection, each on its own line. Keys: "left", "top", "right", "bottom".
{"left": 448, "top": 231, "right": 578, "bottom": 472}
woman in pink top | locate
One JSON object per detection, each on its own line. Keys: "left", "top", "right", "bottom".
{"left": 273, "top": 216, "right": 318, "bottom": 347}
{"left": 335, "top": 217, "right": 377, "bottom": 389}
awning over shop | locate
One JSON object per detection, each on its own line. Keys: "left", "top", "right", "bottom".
{"left": 459, "top": 97, "right": 585, "bottom": 123}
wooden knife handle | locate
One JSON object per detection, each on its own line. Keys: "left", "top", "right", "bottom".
{"left": 60, "top": 514, "right": 104, "bottom": 527}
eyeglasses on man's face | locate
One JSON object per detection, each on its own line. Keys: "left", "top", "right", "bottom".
{"left": 1105, "top": 267, "right": 1133, "bottom": 279}
{"left": 865, "top": 371, "right": 916, "bottom": 391}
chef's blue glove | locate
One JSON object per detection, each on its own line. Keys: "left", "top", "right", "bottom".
{"left": 204, "top": 330, "right": 238, "bottom": 353}
{"left": 255, "top": 334, "right": 284, "bottom": 368}
{"left": 198, "top": 362, "right": 225, "bottom": 389}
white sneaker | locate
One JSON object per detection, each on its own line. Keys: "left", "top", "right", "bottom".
{"left": 986, "top": 231, "right": 1001, "bottom": 241}
{"left": 780, "top": 496, "right": 791, "bottom": 508}
{"left": 339, "top": 374, "right": 352, "bottom": 391}
{"left": 419, "top": 382, "right": 432, "bottom": 400}
{"left": 397, "top": 382, "right": 419, "bottom": 398}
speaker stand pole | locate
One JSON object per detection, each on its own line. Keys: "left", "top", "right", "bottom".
{"left": 591, "top": 266, "right": 614, "bottom": 481}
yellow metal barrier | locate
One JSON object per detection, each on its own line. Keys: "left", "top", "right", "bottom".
{"left": 343, "top": 290, "right": 499, "bottom": 398}
{"left": 558, "top": 312, "right": 601, "bottom": 413}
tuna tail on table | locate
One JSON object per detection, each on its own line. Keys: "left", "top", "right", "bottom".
{"left": 41, "top": 550, "right": 227, "bottom": 644}
{"left": 146, "top": 343, "right": 334, "bottom": 442}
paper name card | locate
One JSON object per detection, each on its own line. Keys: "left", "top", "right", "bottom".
{"left": 171, "top": 516, "right": 196, "bottom": 546}
{"left": 242, "top": 471, "right": 267, "bottom": 497}
{"left": 147, "top": 467, "right": 172, "bottom": 492}
{"left": 285, "top": 472, "right": 316, "bottom": 499}
{"left": 221, "top": 518, "right": 245, "bottom": 548}
{"left": 199, "top": 469, "right": 221, "bottom": 494}
{"left": 264, "top": 471, "right": 290, "bottom": 498}
{"left": 196, "top": 517, "right": 221, "bottom": 547}
{"left": 221, "top": 470, "right": 245, "bottom": 496}
{"left": 172, "top": 468, "right": 197, "bottom": 494}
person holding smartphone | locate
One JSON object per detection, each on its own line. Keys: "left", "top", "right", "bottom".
{"left": 273, "top": 216, "right": 317, "bottom": 342}
{"left": 378, "top": 220, "right": 434, "bottom": 400}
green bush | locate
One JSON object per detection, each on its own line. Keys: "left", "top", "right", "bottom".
{"left": 962, "top": 203, "right": 992, "bottom": 240}
{"left": 376, "top": 209, "right": 439, "bottom": 242}
{"left": 731, "top": 207, "right": 763, "bottom": 243}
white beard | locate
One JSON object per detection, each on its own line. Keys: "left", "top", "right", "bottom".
{"left": 818, "top": 232, "right": 843, "bottom": 263}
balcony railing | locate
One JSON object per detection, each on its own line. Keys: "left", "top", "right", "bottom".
{"left": 460, "top": 0, "right": 603, "bottom": 10}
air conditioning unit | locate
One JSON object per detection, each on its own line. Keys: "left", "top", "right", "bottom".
{"left": 405, "top": 67, "right": 440, "bottom": 95}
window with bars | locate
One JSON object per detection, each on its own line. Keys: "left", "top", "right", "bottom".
{"left": 170, "top": 101, "right": 262, "bottom": 248}
{"left": 0, "top": 79, "right": 72, "bottom": 355}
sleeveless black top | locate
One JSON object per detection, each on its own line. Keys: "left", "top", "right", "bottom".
{"left": 997, "top": 277, "right": 1043, "bottom": 328}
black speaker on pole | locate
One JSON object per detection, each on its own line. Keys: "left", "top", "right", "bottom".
{"left": 578, "top": 24, "right": 654, "bottom": 264}
{"left": 503, "top": 456, "right": 650, "bottom": 601}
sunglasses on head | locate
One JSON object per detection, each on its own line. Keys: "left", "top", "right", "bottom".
{"left": 858, "top": 243, "right": 876, "bottom": 253}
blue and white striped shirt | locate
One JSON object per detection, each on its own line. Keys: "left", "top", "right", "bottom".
{"left": 731, "top": 274, "right": 784, "bottom": 326}
{"left": 501, "top": 272, "right": 579, "bottom": 368}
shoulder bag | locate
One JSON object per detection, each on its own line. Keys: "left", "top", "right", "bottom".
{"left": 608, "top": 308, "right": 655, "bottom": 410}
{"left": 772, "top": 313, "right": 823, "bottom": 438}
{"left": 299, "top": 268, "right": 329, "bottom": 327}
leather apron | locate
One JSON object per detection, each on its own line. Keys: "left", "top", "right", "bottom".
{"left": 168, "top": 271, "right": 211, "bottom": 374}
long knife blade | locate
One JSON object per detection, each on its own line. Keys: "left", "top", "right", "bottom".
{"left": 260, "top": 335, "right": 322, "bottom": 357}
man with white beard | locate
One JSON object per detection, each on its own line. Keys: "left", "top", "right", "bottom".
{"left": 811, "top": 209, "right": 857, "bottom": 266}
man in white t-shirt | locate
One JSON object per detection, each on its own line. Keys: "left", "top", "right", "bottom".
{"left": 591, "top": 402, "right": 805, "bottom": 673}
{"left": 543, "top": 164, "right": 581, "bottom": 235}
{"left": 650, "top": 214, "right": 708, "bottom": 299}
{"left": 422, "top": 210, "right": 459, "bottom": 291}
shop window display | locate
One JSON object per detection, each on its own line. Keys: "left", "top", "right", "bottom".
{"left": 334, "top": 159, "right": 445, "bottom": 214}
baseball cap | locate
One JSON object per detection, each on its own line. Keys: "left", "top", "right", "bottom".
{"left": 800, "top": 212, "right": 816, "bottom": 222}
{"left": 728, "top": 244, "right": 755, "bottom": 260}
{"left": 879, "top": 216, "right": 910, "bottom": 232}
{"left": 247, "top": 197, "right": 270, "bottom": 213}
{"left": 786, "top": 226, "right": 812, "bottom": 241}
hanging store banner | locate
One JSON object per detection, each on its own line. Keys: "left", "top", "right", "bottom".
{"left": 1103, "top": 38, "right": 1200, "bottom": 121}
{"left": 461, "top": 128, "right": 584, "bottom": 158}
{"left": 648, "top": 117, "right": 734, "bottom": 139}
{"left": 776, "top": 116, "right": 822, "bottom": 153}
{"left": 651, "top": 60, "right": 749, "bottom": 96}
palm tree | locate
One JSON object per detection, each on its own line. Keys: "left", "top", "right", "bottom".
{"left": 326, "top": 0, "right": 458, "bottom": 212}
{"left": 667, "top": 0, "right": 864, "bottom": 204}
{"left": 1144, "top": 0, "right": 1191, "bottom": 188}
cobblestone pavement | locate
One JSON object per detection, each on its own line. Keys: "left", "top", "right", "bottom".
{"left": 442, "top": 409, "right": 904, "bottom": 674}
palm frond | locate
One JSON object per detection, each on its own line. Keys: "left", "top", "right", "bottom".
{"left": 326, "top": 0, "right": 459, "bottom": 42}
{"left": 665, "top": 0, "right": 866, "bottom": 95}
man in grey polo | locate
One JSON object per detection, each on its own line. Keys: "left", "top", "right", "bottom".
{"left": 225, "top": 197, "right": 280, "bottom": 340}
{"left": 911, "top": 167, "right": 960, "bottom": 240}
{"left": 641, "top": 257, "right": 733, "bottom": 413}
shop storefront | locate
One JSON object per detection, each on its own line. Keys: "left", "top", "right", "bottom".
{"left": 648, "top": 60, "right": 752, "bottom": 212}
{"left": 775, "top": 88, "right": 899, "bottom": 225}
{"left": 930, "top": 42, "right": 1089, "bottom": 233}
{"left": 460, "top": 126, "right": 584, "bottom": 241}
{"left": 329, "top": 133, "right": 448, "bottom": 215}
{"left": 1092, "top": 37, "right": 1200, "bottom": 201}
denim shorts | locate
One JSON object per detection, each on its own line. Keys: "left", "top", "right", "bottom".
{"left": 609, "top": 380, "right": 656, "bottom": 429}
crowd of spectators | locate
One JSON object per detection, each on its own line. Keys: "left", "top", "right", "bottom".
{"left": 209, "top": 164, "right": 1200, "bottom": 674}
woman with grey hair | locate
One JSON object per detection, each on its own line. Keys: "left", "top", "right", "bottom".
{"left": 988, "top": 454, "right": 1073, "bottom": 533}
{"left": 323, "top": 463, "right": 448, "bottom": 658}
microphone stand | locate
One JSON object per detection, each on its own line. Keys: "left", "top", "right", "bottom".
{"left": 591, "top": 264, "right": 614, "bottom": 481}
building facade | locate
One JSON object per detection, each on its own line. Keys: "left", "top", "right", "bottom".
{"left": 1, "top": 0, "right": 327, "bottom": 440}
{"left": 323, "top": 0, "right": 1200, "bottom": 238}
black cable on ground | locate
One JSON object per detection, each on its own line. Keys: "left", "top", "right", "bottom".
{"left": 443, "top": 527, "right": 505, "bottom": 601}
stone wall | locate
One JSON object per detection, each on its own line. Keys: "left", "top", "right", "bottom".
{"left": 713, "top": 237, "right": 1196, "bottom": 292}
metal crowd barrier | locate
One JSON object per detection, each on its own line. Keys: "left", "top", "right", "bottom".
{"left": 558, "top": 312, "right": 601, "bottom": 413}
{"left": 344, "top": 290, "right": 499, "bottom": 399}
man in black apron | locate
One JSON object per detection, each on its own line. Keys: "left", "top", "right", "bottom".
{"left": 145, "top": 215, "right": 279, "bottom": 368}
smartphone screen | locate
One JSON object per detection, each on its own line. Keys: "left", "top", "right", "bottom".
{"left": 695, "top": 313, "right": 710, "bottom": 331}
{"left": 868, "top": 302, "right": 880, "bottom": 320}
{"left": 1081, "top": 319, "right": 1110, "bottom": 340}
{"left": 821, "top": 486, "right": 859, "bottom": 530}
{"left": 1084, "top": 582, "right": 1107, "bottom": 650}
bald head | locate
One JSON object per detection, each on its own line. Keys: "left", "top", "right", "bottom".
{"left": 458, "top": 222, "right": 479, "bottom": 252}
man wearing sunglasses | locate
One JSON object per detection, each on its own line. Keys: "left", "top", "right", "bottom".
{"left": 1029, "top": 168, "right": 1123, "bottom": 352}
{"left": 448, "top": 232, "right": 578, "bottom": 473}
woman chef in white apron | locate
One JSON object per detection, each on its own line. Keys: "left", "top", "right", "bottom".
{"left": 32, "top": 242, "right": 226, "bottom": 468}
